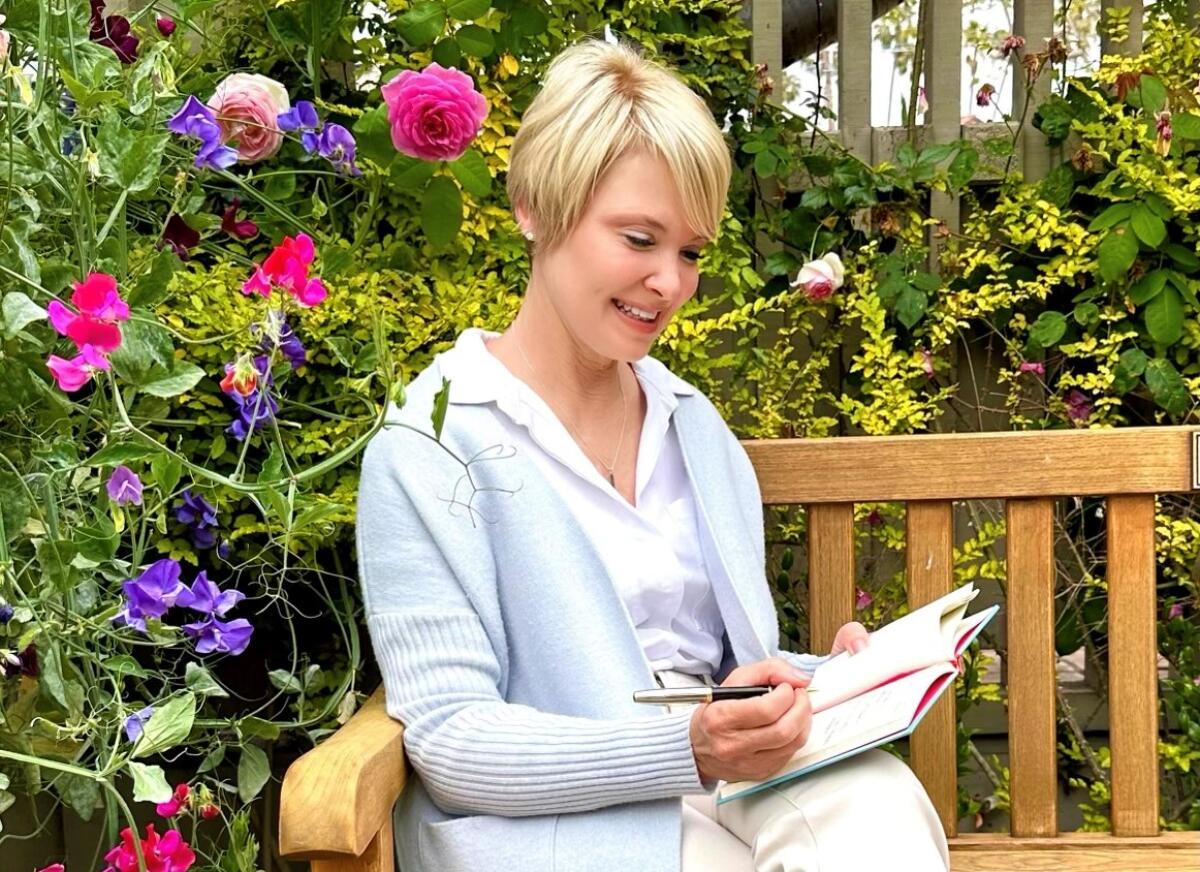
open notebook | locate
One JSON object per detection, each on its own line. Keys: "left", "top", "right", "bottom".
{"left": 718, "top": 582, "right": 998, "bottom": 804}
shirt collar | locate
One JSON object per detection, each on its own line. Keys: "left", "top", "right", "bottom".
{"left": 436, "top": 328, "right": 697, "bottom": 407}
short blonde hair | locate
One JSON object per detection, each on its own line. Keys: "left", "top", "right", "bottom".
{"left": 506, "top": 37, "right": 732, "bottom": 254}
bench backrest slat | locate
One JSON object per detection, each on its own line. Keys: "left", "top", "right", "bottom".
{"left": 1005, "top": 498, "right": 1058, "bottom": 836}
{"left": 1107, "top": 494, "right": 1160, "bottom": 836}
{"left": 906, "top": 500, "right": 957, "bottom": 836}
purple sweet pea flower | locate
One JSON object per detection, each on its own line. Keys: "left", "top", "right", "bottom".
{"left": 223, "top": 355, "right": 278, "bottom": 442}
{"left": 175, "top": 571, "right": 245, "bottom": 618}
{"left": 182, "top": 616, "right": 254, "bottom": 656}
{"left": 175, "top": 489, "right": 217, "bottom": 528}
{"left": 251, "top": 310, "right": 306, "bottom": 369}
{"left": 123, "top": 705, "right": 154, "bottom": 742}
{"left": 2, "top": 644, "right": 38, "bottom": 678}
{"left": 0, "top": 604, "right": 13, "bottom": 623}
{"left": 316, "top": 124, "right": 361, "bottom": 176}
{"left": 278, "top": 100, "right": 320, "bottom": 136}
{"left": 114, "top": 559, "right": 185, "bottom": 632}
{"left": 106, "top": 465, "right": 143, "bottom": 506}
{"left": 167, "top": 96, "right": 238, "bottom": 171}
{"left": 1168, "top": 602, "right": 1185, "bottom": 618}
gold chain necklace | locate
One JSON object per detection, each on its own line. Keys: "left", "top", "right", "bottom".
{"left": 512, "top": 331, "right": 628, "bottom": 487}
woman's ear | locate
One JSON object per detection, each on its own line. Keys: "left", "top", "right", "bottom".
{"left": 514, "top": 203, "right": 536, "bottom": 241}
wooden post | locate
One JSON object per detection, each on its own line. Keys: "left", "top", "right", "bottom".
{"left": 837, "top": 0, "right": 873, "bottom": 162}
{"left": 1011, "top": 0, "right": 1055, "bottom": 181}
{"left": 924, "top": 0, "right": 963, "bottom": 268}
{"left": 1100, "top": 0, "right": 1144, "bottom": 56}
{"left": 807, "top": 503, "right": 856, "bottom": 652}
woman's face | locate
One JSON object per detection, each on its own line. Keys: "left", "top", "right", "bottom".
{"left": 526, "top": 149, "right": 707, "bottom": 363}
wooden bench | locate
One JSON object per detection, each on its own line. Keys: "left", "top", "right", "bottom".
{"left": 279, "top": 426, "right": 1200, "bottom": 871}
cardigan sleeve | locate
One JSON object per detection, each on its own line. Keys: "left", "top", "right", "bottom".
{"left": 356, "top": 431, "right": 709, "bottom": 817}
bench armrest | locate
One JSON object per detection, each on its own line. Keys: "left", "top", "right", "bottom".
{"left": 278, "top": 686, "right": 408, "bottom": 860}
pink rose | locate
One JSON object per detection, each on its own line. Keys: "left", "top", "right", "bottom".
{"left": 791, "top": 252, "right": 845, "bottom": 301}
{"left": 380, "top": 63, "right": 488, "bottom": 161}
{"left": 0, "top": 28, "right": 9, "bottom": 62}
{"left": 206, "top": 73, "right": 289, "bottom": 163}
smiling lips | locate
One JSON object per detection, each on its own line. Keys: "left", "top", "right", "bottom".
{"left": 613, "top": 298, "right": 661, "bottom": 330}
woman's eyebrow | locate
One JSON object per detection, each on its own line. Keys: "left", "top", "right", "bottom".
{"left": 612, "top": 213, "right": 705, "bottom": 243}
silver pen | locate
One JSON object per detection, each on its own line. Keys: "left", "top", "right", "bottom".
{"left": 633, "top": 685, "right": 818, "bottom": 705}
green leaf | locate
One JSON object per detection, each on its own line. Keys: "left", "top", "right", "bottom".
{"left": 421, "top": 176, "right": 463, "bottom": 247}
{"left": 238, "top": 717, "right": 281, "bottom": 741}
{"left": 800, "top": 188, "right": 827, "bottom": 209}
{"left": 1127, "top": 75, "right": 1167, "bottom": 113}
{"left": 431, "top": 38, "right": 462, "bottom": 68}
{"left": 2, "top": 292, "right": 47, "bottom": 339}
{"left": 1113, "top": 347, "right": 1146, "bottom": 393}
{"left": 263, "top": 172, "right": 297, "bottom": 200}
{"left": 448, "top": 148, "right": 492, "bottom": 197}
{"left": 1129, "top": 270, "right": 1168, "bottom": 306}
{"left": 197, "top": 745, "right": 226, "bottom": 774}
{"left": 0, "top": 471, "right": 30, "bottom": 543}
{"left": 1130, "top": 204, "right": 1166, "bottom": 248}
{"left": 1033, "top": 94, "right": 1075, "bottom": 145}
{"left": 754, "top": 150, "right": 778, "bottom": 178}
{"left": 129, "top": 762, "right": 173, "bottom": 804}
{"left": 96, "top": 112, "right": 168, "bottom": 193}
{"left": 89, "top": 443, "right": 160, "bottom": 466}
{"left": 390, "top": 154, "right": 438, "bottom": 189}
{"left": 151, "top": 454, "right": 182, "bottom": 496}
{"left": 1029, "top": 311, "right": 1068, "bottom": 347}
{"left": 397, "top": 1, "right": 446, "bottom": 46}
{"left": 447, "top": 0, "right": 490, "bottom": 18}
{"left": 947, "top": 146, "right": 980, "bottom": 191}
{"left": 268, "top": 669, "right": 303, "bottom": 693}
{"left": 1096, "top": 228, "right": 1139, "bottom": 282}
{"left": 103, "top": 655, "right": 150, "bottom": 679}
{"left": 765, "top": 250, "right": 798, "bottom": 277}
{"left": 352, "top": 104, "right": 398, "bottom": 170}
{"left": 1039, "top": 163, "right": 1075, "bottom": 208}
{"left": 56, "top": 773, "right": 100, "bottom": 822}
{"left": 1088, "top": 203, "right": 1134, "bottom": 232}
{"left": 895, "top": 286, "right": 927, "bottom": 329}
{"left": 1145, "top": 286, "right": 1184, "bottom": 345}
{"left": 456, "top": 24, "right": 495, "bottom": 57}
{"left": 238, "top": 744, "right": 271, "bottom": 803}
{"left": 510, "top": 4, "right": 547, "bottom": 35}
{"left": 1164, "top": 243, "right": 1200, "bottom": 271}
{"left": 40, "top": 644, "right": 70, "bottom": 710}
{"left": 1173, "top": 112, "right": 1200, "bottom": 139}
{"left": 133, "top": 693, "right": 197, "bottom": 758}
{"left": 37, "top": 539, "right": 77, "bottom": 593}
{"left": 141, "top": 361, "right": 206, "bottom": 398}
{"left": 1073, "top": 302, "right": 1099, "bottom": 326}
{"left": 127, "top": 249, "right": 178, "bottom": 308}
{"left": 431, "top": 377, "right": 451, "bottom": 440}
{"left": 76, "top": 516, "right": 119, "bottom": 563}
{"left": 109, "top": 317, "right": 175, "bottom": 384}
{"left": 185, "top": 661, "right": 229, "bottom": 698}
{"left": 1144, "top": 358, "right": 1189, "bottom": 415}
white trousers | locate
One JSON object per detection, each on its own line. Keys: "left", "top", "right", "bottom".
{"left": 655, "top": 670, "right": 951, "bottom": 872}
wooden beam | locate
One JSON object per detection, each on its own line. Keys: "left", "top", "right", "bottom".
{"left": 837, "top": 0, "right": 873, "bottom": 161}
{"left": 1012, "top": 0, "right": 1055, "bottom": 180}
{"left": 907, "top": 501, "right": 958, "bottom": 837}
{"left": 807, "top": 503, "right": 855, "bottom": 651}
{"left": 1106, "top": 494, "right": 1159, "bottom": 836}
{"left": 311, "top": 817, "right": 394, "bottom": 872}
{"left": 1005, "top": 499, "right": 1058, "bottom": 836}
{"left": 948, "top": 831, "right": 1200, "bottom": 871}
{"left": 924, "top": 0, "right": 963, "bottom": 266}
{"left": 744, "top": 427, "right": 1198, "bottom": 504}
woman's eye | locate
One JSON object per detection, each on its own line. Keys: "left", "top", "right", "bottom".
{"left": 624, "top": 235, "right": 702, "bottom": 263}
{"left": 683, "top": 250, "right": 702, "bottom": 263}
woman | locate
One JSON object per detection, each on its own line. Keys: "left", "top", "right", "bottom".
{"left": 357, "top": 37, "right": 950, "bottom": 871}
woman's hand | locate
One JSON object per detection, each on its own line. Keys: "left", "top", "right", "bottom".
{"left": 689, "top": 658, "right": 813, "bottom": 784}
{"left": 829, "top": 621, "right": 870, "bottom": 657}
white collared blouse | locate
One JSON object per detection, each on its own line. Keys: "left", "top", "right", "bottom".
{"left": 435, "top": 328, "right": 726, "bottom": 674}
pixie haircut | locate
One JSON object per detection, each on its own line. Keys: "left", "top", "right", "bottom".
{"left": 506, "top": 37, "right": 732, "bottom": 254}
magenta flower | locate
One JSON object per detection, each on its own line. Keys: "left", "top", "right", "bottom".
{"left": 380, "top": 63, "right": 489, "bottom": 161}
{"left": 855, "top": 588, "right": 873, "bottom": 610}
{"left": 160, "top": 214, "right": 201, "bottom": 260}
{"left": 156, "top": 783, "right": 191, "bottom": 818}
{"left": 102, "top": 823, "right": 196, "bottom": 872}
{"left": 865, "top": 508, "right": 883, "bottom": 526}
{"left": 976, "top": 84, "right": 996, "bottom": 108}
{"left": 46, "top": 272, "right": 130, "bottom": 354}
{"left": 46, "top": 344, "right": 111, "bottom": 393}
{"left": 919, "top": 348, "right": 935, "bottom": 378}
{"left": 1065, "top": 389, "right": 1093, "bottom": 423}
{"left": 1168, "top": 602, "right": 1185, "bottom": 618}
{"left": 241, "top": 233, "right": 327, "bottom": 307}
{"left": 220, "top": 198, "right": 258, "bottom": 240}
{"left": 156, "top": 16, "right": 176, "bottom": 37}
{"left": 36, "top": 864, "right": 66, "bottom": 872}
{"left": 998, "top": 34, "right": 1026, "bottom": 57}
{"left": 106, "top": 465, "right": 144, "bottom": 506}
{"left": 1018, "top": 361, "right": 1046, "bottom": 376}
{"left": 89, "top": 0, "right": 139, "bottom": 64}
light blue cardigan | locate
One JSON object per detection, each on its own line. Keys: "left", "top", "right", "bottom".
{"left": 356, "top": 352, "right": 824, "bottom": 872}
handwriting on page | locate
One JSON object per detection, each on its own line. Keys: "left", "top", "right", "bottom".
{"left": 807, "top": 679, "right": 909, "bottom": 750}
